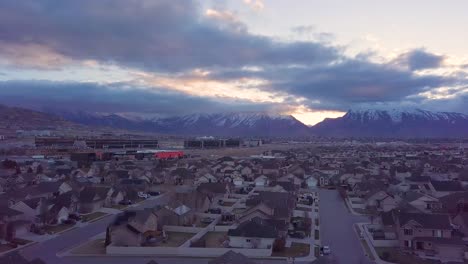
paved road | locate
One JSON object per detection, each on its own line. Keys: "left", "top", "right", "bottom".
{"left": 19, "top": 195, "right": 168, "bottom": 263}
{"left": 317, "top": 189, "right": 373, "bottom": 264}
{"left": 18, "top": 194, "right": 287, "bottom": 264}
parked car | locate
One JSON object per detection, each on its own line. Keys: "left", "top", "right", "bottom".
{"left": 119, "top": 199, "right": 133, "bottom": 205}
{"left": 138, "top": 192, "right": 150, "bottom": 199}
{"left": 148, "top": 191, "right": 160, "bottom": 196}
{"left": 69, "top": 214, "right": 82, "bottom": 221}
{"left": 359, "top": 231, "right": 364, "bottom": 238}
{"left": 289, "top": 231, "right": 306, "bottom": 239}
{"left": 322, "top": 245, "right": 331, "bottom": 255}
{"left": 206, "top": 208, "right": 222, "bottom": 214}
{"left": 63, "top": 219, "right": 76, "bottom": 225}
{"left": 201, "top": 217, "right": 215, "bottom": 224}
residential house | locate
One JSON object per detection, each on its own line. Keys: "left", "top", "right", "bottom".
{"left": 427, "top": 181, "right": 465, "bottom": 198}
{"left": 395, "top": 212, "right": 464, "bottom": 262}
{"left": 364, "top": 191, "right": 398, "bottom": 212}
{"left": 78, "top": 186, "right": 112, "bottom": 214}
{"left": 254, "top": 175, "right": 269, "bottom": 187}
{"left": 452, "top": 212, "right": 468, "bottom": 236}
{"left": 304, "top": 175, "right": 318, "bottom": 189}
{"left": 156, "top": 201, "right": 194, "bottom": 226}
{"left": 107, "top": 209, "right": 159, "bottom": 247}
{"left": 227, "top": 217, "right": 278, "bottom": 249}
{"left": 0, "top": 206, "right": 25, "bottom": 241}
{"left": 197, "top": 182, "right": 231, "bottom": 207}
{"left": 400, "top": 191, "right": 442, "bottom": 213}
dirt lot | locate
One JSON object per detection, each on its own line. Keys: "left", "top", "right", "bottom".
{"left": 185, "top": 143, "right": 314, "bottom": 158}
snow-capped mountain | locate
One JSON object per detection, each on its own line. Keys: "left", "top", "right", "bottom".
{"left": 54, "top": 111, "right": 310, "bottom": 137}
{"left": 311, "top": 108, "right": 468, "bottom": 138}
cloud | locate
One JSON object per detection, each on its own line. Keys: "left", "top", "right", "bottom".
{"left": 0, "top": 80, "right": 278, "bottom": 115}
{"left": 393, "top": 48, "right": 445, "bottom": 70}
{"left": 291, "top": 25, "right": 316, "bottom": 35}
{"left": 243, "top": 0, "right": 265, "bottom": 11}
{"left": 205, "top": 8, "right": 246, "bottom": 33}
{"left": 0, "top": 0, "right": 336, "bottom": 72}
{"left": 0, "top": 0, "right": 466, "bottom": 119}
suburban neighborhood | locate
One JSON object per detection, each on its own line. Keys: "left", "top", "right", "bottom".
{"left": 0, "top": 137, "right": 468, "bottom": 264}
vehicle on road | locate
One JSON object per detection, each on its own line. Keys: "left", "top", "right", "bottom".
{"left": 138, "top": 192, "right": 150, "bottom": 199}
{"left": 206, "top": 208, "right": 222, "bottom": 214}
{"left": 148, "top": 191, "right": 160, "bottom": 196}
{"left": 119, "top": 199, "right": 133, "bottom": 205}
{"left": 289, "top": 231, "right": 306, "bottom": 239}
{"left": 201, "top": 217, "right": 215, "bottom": 224}
{"left": 322, "top": 245, "right": 331, "bottom": 255}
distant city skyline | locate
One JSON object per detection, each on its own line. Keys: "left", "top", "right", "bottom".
{"left": 0, "top": 0, "right": 467, "bottom": 125}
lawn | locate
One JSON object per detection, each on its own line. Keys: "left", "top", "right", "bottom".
{"left": 272, "top": 242, "right": 310, "bottom": 257}
{"left": 0, "top": 243, "right": 15, "bottom": 253}
{"left": 158, "top": 232, "right": 195, "bottom": 247}
{"left": 11, "top": 238, "right": 32, "bottom": 245}
{"left": 70, "top": 239, "right": 106, "bottom": 255}
{"left": 202, "top": 232, "right": 228, "bottom": 248}
{"left": 82, "top": 212, "right": 108, "bottom": 222}
{"left": 107, "top": 204, "right": 128, "bottom": 210}
{"left": 44, "top": 223, "right": 75, "bottom": 234}
{"left": 375, "top": 247, "right": 440, "bottom": 264}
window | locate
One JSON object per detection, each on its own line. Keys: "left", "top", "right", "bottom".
{"left": 404, "top": 228, "right": 413, "bottom": 236}
{"left": 404, "top": 240, "right": 411, "bottom": 248}
{"left": 433, "top": 230, "right": 442, "bottom": 237}
{"left": 246, "top": 239, "right": 251, "bottom": 242}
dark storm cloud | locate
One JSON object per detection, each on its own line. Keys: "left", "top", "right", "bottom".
{"left": 0, "top": 81, "right": 276, "bottom": 115}
{"left": 393, "top": 49, "right": 445, "bottom": 70}
{"left": 0, "top": 0, "right": 337, "bottom": 72}
{"left": 208, "top": 58, "right": 454, "bottom": 111}
{"left": 0, "top": 0, "right": 464, "bottom": 113}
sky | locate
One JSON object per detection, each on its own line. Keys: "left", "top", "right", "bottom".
{"left": 0, "top": 0, "right": 467, "bottom": 125}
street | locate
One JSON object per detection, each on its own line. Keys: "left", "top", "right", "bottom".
{"left": 18, "top": 194, "right": 287, "bottom": 264}
{"left": 15, "top": 189, "right": 374, "bottom": 264}
{"left": 317, "top": 189, "right": 373, "bottom": 264}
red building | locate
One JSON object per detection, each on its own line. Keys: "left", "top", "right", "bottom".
{"left": 154, "top": 151, "right": 184, "bottom": 159}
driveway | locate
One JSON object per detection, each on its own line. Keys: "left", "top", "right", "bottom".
{"left": 317, "top": 189, "right": 373, "bottom": 264}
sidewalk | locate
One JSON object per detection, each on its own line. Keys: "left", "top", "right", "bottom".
{"left": 355, "top": 223, "right": 394, "bottom": 264}
{"left": 344, "top": 197, "right": 367, "bottom": 216}
{"left": 294, "top": 193, "right": 320, "bottom": 263}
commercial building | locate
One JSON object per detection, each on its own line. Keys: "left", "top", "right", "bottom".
{"left": 184, "top": 138, "right": 242, "bottom": 149}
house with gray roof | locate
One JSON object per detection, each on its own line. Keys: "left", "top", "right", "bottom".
{"left": 227, "top": 217, "right": 278, "bottom": 250}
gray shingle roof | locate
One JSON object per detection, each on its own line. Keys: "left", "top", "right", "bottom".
{"left": 227, "top": 217, "right": 278, "bottom": 238}
{"left": 398, "top": 212, "right": 451, "bottom": 229}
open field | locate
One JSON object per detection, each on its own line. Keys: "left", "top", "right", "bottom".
{"left": 185, "top": 143, "right": 314, "bottom": 158}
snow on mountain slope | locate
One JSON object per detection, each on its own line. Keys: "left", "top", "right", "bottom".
{"left": 346, "top": 108, "right": 468, "bottom": 123}
{"left": 52, "top": 111, "right": 310, "bottom": 137}
{"left": 312, "top": 108, "right": 468, "bottom": 138}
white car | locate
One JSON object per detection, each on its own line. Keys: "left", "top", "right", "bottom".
{"left": 322, "top": 245, "right": 331, "bottom": 255}
{"left": 137, "top": 192, "right": 150, "bottom": 199}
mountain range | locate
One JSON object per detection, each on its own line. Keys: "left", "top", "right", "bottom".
{"left": 53, "top": 111, "right": 311, "bottom": 137}
{"left": 311, "top": 108, "right": 468, "bottom": 138}
{"left": 3, "top": 104, "right": 468, "bottom": 138}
